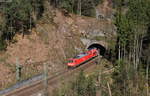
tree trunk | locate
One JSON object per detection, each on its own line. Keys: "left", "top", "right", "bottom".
{"left": 78, "top": 0, "right": 81, "bottom": 15}
{"left": 118, "top": 40, "right": 121, "bottom": 60}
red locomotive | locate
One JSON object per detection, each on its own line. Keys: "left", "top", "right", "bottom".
{"left": 67, "top": 48, "right": 99, "bottom": 68}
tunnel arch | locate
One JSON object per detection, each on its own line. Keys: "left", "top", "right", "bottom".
{"left": 87, "top": 43, "right": 106, "bottom": 56}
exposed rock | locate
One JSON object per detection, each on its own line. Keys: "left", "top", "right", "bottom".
{"left": 0, "top": 2, "right": 116, "bottom": 90}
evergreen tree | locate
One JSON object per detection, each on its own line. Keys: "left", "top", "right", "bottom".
{"left": 72, "top": 71, "right": 96, "bottom": 96}
{"left": 0, "top": 0, "right": 44, "bottom": 50}
{"left": 113, "top": 0, "right": 150, "bottom": 95}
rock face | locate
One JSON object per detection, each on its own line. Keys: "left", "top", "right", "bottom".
{"left": 0, "top": 2, "right": 116, "bottom": 89}
{"left": 96, "top": 0, "right": 114, "bottom": 19}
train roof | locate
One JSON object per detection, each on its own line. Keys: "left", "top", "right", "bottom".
{"left": 74, "top": 53, "right": 87, "bottom": 59}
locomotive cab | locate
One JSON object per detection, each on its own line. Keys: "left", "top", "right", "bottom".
{"left": 67, "top": 48, "right": 99, "bottom": 68}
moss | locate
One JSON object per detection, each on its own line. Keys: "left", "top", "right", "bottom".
{"left": 0, "top": 39, "right": 6, "bottom": 51}
{"left": 91, "top": 36, "right": 106, "bottom": 41}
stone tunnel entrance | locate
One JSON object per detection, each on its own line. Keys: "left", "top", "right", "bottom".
{"left": 87, "top": 43, "right": 106, "bottom": 56}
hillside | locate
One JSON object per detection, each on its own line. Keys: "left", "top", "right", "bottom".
{"left": 0, "top": 0, "right": 115, "bottom": 90}
{"left": 0, "top": 0, "right": 149, "bottom": 96}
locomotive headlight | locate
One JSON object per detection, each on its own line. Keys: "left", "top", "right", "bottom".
{"left": 68, "top": 63, "right": 73, "bottom": 66}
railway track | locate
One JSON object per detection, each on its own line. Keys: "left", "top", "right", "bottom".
{"left": 2, "top": 56, "right": 113, "bottom": 96}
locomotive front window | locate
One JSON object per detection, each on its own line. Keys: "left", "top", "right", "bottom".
{"left": 68, "top": 60, "right": 73, "bottom": 63}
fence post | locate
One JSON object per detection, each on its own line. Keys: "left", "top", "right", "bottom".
{"left": 16, "top": 57, "right": 22, "bottom": 81}
{"left": 43, "top": 63, "right": 48, "bottom": 96}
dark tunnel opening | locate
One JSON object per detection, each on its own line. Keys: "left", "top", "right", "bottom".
{"left": 87, "top": 43, "right": 106, "bottom": 56}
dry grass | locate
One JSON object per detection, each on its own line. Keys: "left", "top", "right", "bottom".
{"left": 0, "top": 7, "right": 115, "bottom": 90}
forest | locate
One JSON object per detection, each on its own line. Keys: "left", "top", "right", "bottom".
{"left": 0, "top": 0, "right": 149, "bottom": 96}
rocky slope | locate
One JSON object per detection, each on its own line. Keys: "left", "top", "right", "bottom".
{"left": 0, "top": 0, "right": 116, "bottom": 90}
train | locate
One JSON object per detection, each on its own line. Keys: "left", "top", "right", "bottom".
{"left": 67, "top": 48, "right": 99, "bottom": 68}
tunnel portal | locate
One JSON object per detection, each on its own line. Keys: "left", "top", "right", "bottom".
{"left": 87, "top": 43, "right": 106, "bottom": 56}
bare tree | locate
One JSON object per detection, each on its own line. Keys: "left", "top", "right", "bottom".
{"left": 78, "top": 0, "right": 81, "bottom": 15}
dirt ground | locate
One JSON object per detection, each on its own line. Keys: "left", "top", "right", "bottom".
{"left": 0, "top": 0, "right": 115, "bottom": 90}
